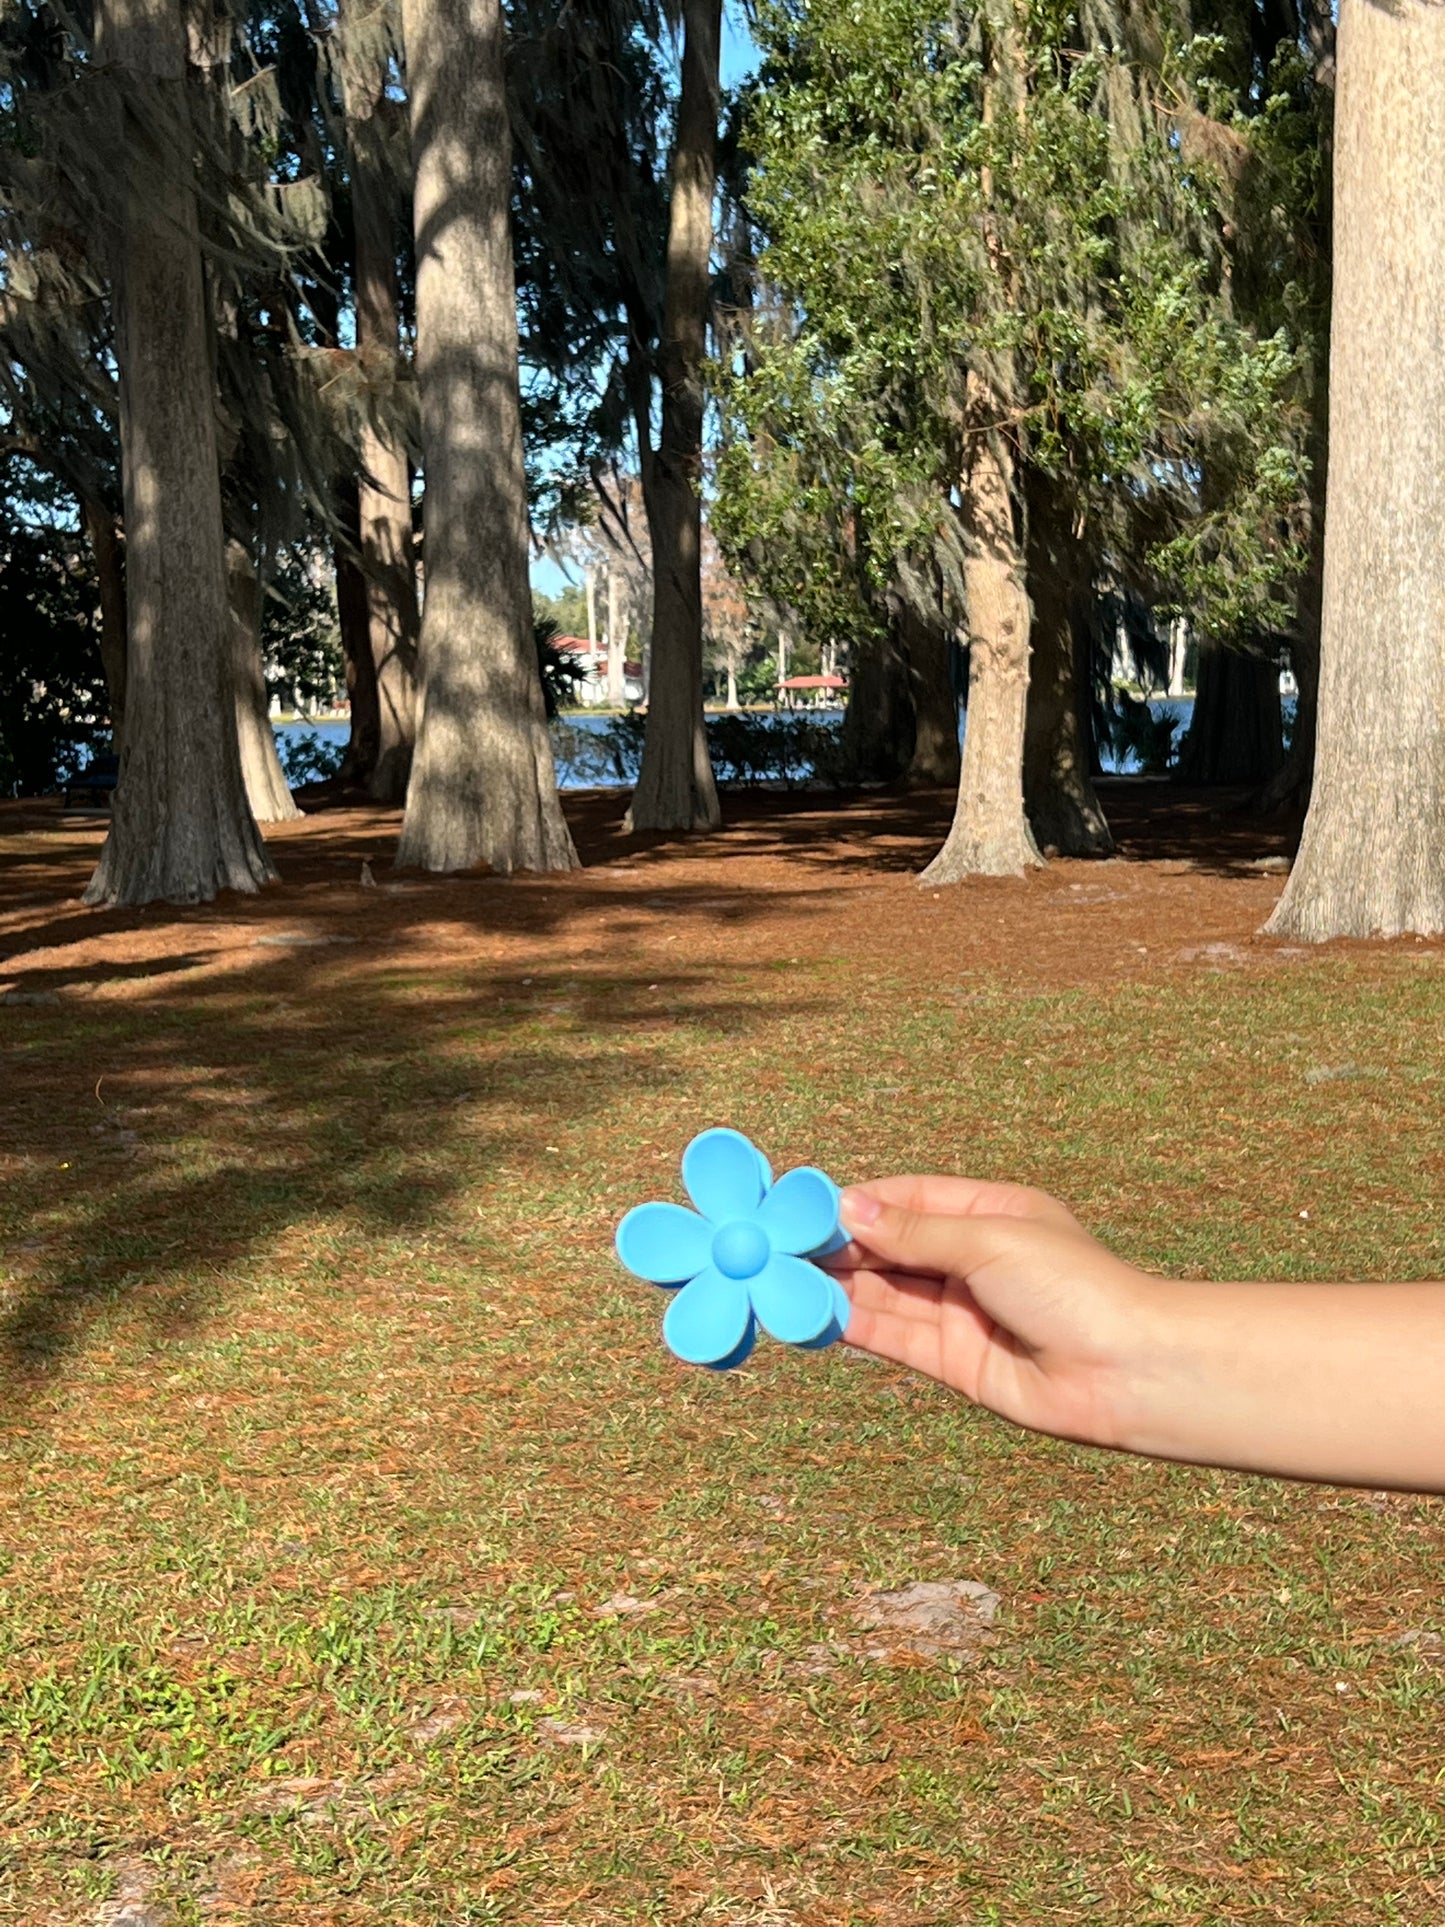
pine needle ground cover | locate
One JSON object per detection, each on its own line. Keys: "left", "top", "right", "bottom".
{"left": 1, "top": 790, "right": 1442, "bottom": 1926}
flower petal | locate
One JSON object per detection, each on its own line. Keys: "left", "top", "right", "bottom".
{"left": 663, "top": 1268, "right": 754, "bottom": 1366}
{"left": 703, "top": 1318, "right": 758, "bottom": 1372}
{"left": 615, "top": 1202, "right": 713, "bottom": 1284}
{"left": 748, "top": 1252, "right": 835, "bottom": 1345}
{"left": 805, "top": 1225, "right": 851, "bottom": 1260}
{"left": 755, "top": 1167, "right": 841, "bottom": 1256}
{"left": 798, "top": 1280, "right": 853, "bottom": 1350}
{"left": 682, "top": 1128, "right": 766, "bottom": 1223}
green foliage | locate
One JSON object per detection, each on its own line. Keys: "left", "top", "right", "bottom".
{"left": 1099, "top": 691, "right": 1182, "bottom": 775}
{"left": 550, "top": 709, "right": 849, "bottom": 789}
{"left": 276, "top": 729, "right": 346, "bottom": 785}
{"left": 262, "top": 545, "right": 344, "bottom": 712}
{"left": 715, "top": 0, "right": 1309, "bottom": 647}
{"left": 0, "top": 483, "right": 110, "bottom": 797}
{"left": 533, "top": 583, "right": 590, "bottom": 640}
{"left": 534, "top": 614, "right": 586, "bottom": 720}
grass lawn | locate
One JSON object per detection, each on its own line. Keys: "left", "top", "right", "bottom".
{"left": 1, "top": 786, "right": 1442, "bottom": 1925}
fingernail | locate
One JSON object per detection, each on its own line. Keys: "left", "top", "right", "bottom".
{"left": 840, "top": 1187, "right": 880, "bottom": 1229}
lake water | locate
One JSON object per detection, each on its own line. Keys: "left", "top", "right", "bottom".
{"left": 276, "top": 697, "right": 1200, "bottom": 791}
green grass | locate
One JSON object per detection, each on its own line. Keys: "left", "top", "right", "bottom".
{"left": 1, "top": 898, "right": 1443, "bottom": 1924}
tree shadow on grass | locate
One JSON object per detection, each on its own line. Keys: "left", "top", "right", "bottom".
{"left": 0, "top": 884, "right": 822, "bottom": 1402}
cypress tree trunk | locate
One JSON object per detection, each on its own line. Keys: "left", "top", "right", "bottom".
{"left": 335, "top": 475, "right": 382, "bottom": 784}
{"left": 1022, "top": 474, "right": 1111, "bottom": 855}
{"left": 227, "top": 539, "right": 301, "bottom": 823}
{"left": 921, "top": 388, "right": 1039, "bottom": 882}
{"left": 84, "top": 0, "right": 274, "bottom": 908}
{"left": 623, "top": 0, "right": 722, "bottom": 834}
{"left": 341, "top": 8, "right": 420, "bottom": 803}
{"left": 896, "top": 599, "right": 960, "bottom": 789}
{"left": 840, "top": 629, "right": 913, "bottom": 784}
{"left": 81, "top": 496, "right": 127, "bottom": 750}
{"left": 396, "top": 0, "right": 577, "bottom": 873}
{"left": 1258, "top": 9, "right": 1333, "bottom": 817}
{"left": 1267, "top": 0, "right": 1445, "bottom": 938}
{"left": 605, "top": 567, "right": 627, "bottom": 706}
{"left": 1174, "top": 641, "right": 1283, "bottom": 786}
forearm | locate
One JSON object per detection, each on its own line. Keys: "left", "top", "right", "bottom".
{"left": 1119, "top": 1278, "right": 1445, "bottom": 1491}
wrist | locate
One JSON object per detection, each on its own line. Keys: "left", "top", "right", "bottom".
{"left": 1103, "top": 1271, "right": 1223, "bottom": 1464}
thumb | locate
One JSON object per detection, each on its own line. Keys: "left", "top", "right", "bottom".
{"left": 838, "top": 1186, "right": 1022, "bottom": 1281}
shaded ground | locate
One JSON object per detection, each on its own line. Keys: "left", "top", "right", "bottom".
{"left": 0, "top": 784, "right": 1442, "bottom": 1925}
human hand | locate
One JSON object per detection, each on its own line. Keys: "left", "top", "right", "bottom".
{"left": 832, "top": 1176, "right": 1445, "bottom": 1491}
{"left": 831, "top": 1176, "right": 1156, "bottom": 1452}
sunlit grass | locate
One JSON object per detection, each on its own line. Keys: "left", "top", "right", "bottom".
{"left": 1, "top": 853, "right": 1442, "bottom": 1923}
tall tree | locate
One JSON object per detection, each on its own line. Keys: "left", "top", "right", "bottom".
{"left": 85, "top": 0, "right": 274, "bottom": 906}
{"left": 623, "top": 0, "right": 723, "bottom": 833}
{"left": 719, "top": 0, "right": 1304, "bottom": 878}
{"left": 1022, "top": 472, "right": 1110, "bottom": 855}
{"left": 921, "top": 379, "right": 1037, "bottom": 881}
{"left": 1266, "top": 0, "right": 1445, "bottom": 938}
{"left": 337, "top": 0, "right": 420, "bottom": 801}
{"left": 227, "top": 535, "right": 303, "bottom": 822}
{"left": 396, "top": 0, "right": 577, "bottom": 872}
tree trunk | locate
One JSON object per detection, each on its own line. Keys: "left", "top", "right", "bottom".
{"left": 1258, "top": 0, "right": 1334, "bottom": 818}
{"left": 623, "top": 0, "right": 722, "bottom": 835}
{"left": 1167, "top": 618, "right": 1188, "bottom": 698}
{"left": 335, "top": 474, "right": 382, "bottom": 784}
{"left": 840, "top": 629, "right": 913, "bottom": 784}
{"left": 1174, "top": 641, "right": 1283, "bottom": 785}
{"left": 396, "top": 0, "right": 577, "bottom": 873}
{"left": 361, "top": 419, "right": 419, "bottom": 804}
{"left": 921, "top": 389, "right": 1039, "bottom": 882}
{"left": 81, "top": 496, "right": 127, "bottom": 750}
{"left": 1022, "top": 475, "right": 1112, "bottom": 855}
{"left": 84, "top": 0, "right": 274, "bottom": 908}
{"left": 342, "top": 25, "right": 420, "bottom": 803}
{"left": 725, "top": 662, "right": 739, "bottom": 711}
{"left": 1267, "top": 0, "right": 1445, "bottom": 938}
{"left": 605, "top": 566, "right": 626, "bottom": 705}
{"left": 895, "top": 599, "right": 961, "bottom": 789}
{"left": 227, "top": 539, "right": 301, "bottom": 823}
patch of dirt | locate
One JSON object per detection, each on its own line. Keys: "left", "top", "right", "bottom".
{"left": 852, "top": 1578, "right": 1001, "bottom": 1659}
{"left": 93, "top": 1858, "right": 168, "bottom": 1927}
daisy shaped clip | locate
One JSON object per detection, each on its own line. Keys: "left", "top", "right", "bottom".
{"left": 615, "top": 1128, "right": 852, "bottom": 1369}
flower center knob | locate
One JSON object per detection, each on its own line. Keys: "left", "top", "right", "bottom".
{"left": 711, "top": 1219, "right": 771, "bottom": 1280}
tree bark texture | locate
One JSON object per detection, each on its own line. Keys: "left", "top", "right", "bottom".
{"left": 84, "top": 0, "right": 274, "bottom": 907}
{"left": 81, "top": 496, "right": 127, "bottom": 750}
{"left": 1268, "top": 0, "right": 1445, "bottom": 937}
{"left": 623, "top": 0, "right": 722, "bottom": 834}
{"left": 895, "top": 599, "right": 961, "bottom": 789}
{"left": 839, "top": 628, "right": 913, "bottom": 785}
{"left": 396, "top": 0, "right": 577, "bottom": 873}
{"left": 334, "top": 474, "right": 382, "bottom": 783}
{"left": 227, "top": 539, "right": 301, "bottom": 823}
{"left": 605, "top": 566, "right": 626, "bottom": 705}
{"left": 1174, "top": 641, "right": 1283, "bottom": 786}
{"left": 1022, "top": 475, "right": 1112, "bottom": 855}
{"left": 921, "top": 392, "right": 1039, "bottom": 882}
{"left": 341, "top": 11, "right": 420, "bottom": 803}
{"left": 1258, "top": 0, "right": 1334, "bottom": 819}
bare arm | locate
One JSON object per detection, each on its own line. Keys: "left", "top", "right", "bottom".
{"left": 833, "top": 1179, "right": 1445, "bottom": 1493}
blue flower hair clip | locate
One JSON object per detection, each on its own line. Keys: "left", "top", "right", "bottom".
{"left": 615, "top": 1128, "right": 852, "bottom": 1369}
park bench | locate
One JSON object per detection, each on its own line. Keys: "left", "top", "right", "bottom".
{"left": 62, "top": 752, "right": 120, "bottom": 809}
